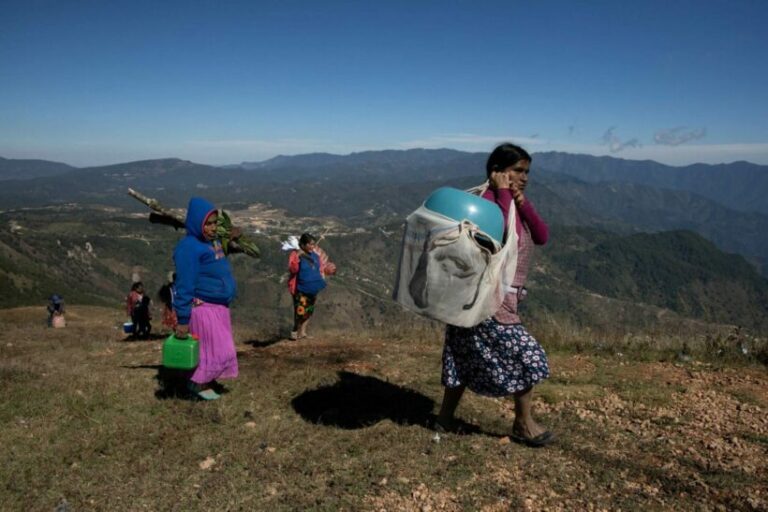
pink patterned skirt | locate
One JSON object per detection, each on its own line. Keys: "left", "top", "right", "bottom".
{"left": 189, "top": 303, "right": 238, "bottom": 384}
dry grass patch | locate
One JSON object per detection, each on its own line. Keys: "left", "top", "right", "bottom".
{"left": 1, "top": 306, "right": 766, "bottom": 511}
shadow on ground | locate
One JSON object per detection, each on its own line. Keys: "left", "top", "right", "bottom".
{"left": 242, "top": 335, "right": 284, "bottom": 349}
{"left": 122, "top": 364, "right": 221, "bottom": 400}
{"left": 291, "top": 371, "right": 438, "bottom": 429}
{"left": 121, "top": 332, "right": 168, "bottom": 342}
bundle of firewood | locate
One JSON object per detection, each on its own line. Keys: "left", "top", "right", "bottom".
{"left": 127, "top": 188, "right": 259, "bottom": 258}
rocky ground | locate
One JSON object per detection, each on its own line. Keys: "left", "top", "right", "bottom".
{"left": 1, "top": 306, "right": 766, "bottom": 511}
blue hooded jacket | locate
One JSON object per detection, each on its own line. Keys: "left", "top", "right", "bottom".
{"left": 172, "top": 197, "right": 236, "bottom": 325}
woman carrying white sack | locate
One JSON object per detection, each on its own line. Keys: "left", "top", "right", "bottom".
{"left": 435, "top": 143, "right": 554, "bottom": 448}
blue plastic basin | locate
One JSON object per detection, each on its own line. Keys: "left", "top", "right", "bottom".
{"left": 424, "top": 187, "right": 504, "bottom": 243}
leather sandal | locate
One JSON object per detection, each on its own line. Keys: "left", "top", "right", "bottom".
{"left": 510, "top": 430, "right": 555, "bottom": 448}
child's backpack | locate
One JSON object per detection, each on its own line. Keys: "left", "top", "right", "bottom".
{"left": 392, "top": 184, "right": 519, "bottom": 327}
{"left": 287, "top": 246, "right": 334, "bottom": 295}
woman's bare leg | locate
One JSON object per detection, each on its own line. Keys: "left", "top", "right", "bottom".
{"left": 298, "top": 317, "right": 311, "bottom": 338}
{"left": 512, "top": 387, "right": 547, "bottom": 438}
{"left": 436, "top": 385, "right": 466, "bottom": 429}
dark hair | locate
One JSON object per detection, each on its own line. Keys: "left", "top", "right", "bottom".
{"left": 131, "top": 281, "right": 143, "bottom": 292}
{"left": 486, "top": 143, "right": 532, "bottom": 179}
{"left": 299, "top": 233, "right": 316, "bottom": 246}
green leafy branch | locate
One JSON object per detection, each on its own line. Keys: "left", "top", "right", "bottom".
{"left": 127, "top": 188, "right": 259, "bottom": 258}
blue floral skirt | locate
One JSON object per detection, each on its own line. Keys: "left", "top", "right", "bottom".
{"left": 442, "top": 318, "right": 550, "bottom": 397}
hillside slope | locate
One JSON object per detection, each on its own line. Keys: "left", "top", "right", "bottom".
{"left": 0, "top": 306, "right": 765, "bottom": 510}
{"left": 0, "top": 156, "right": 76, "bottom": 181}
{"left": 535, "top": 151, "right": 768, "bottom": 216}
{"left": 546, "top": 230, "right": 768, "bottom": 331}
{"left": 2, "top": 205, "right": 767, "bottom": 334}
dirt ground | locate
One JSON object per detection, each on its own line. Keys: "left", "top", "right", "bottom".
{"left": 1, "top": 306, "right": 766, "bottom": 511}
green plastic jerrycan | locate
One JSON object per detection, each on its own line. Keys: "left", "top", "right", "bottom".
{"left": 162, "top": 334, "right": 199, "bottom": 370}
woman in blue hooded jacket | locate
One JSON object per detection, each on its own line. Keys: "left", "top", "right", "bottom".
{"left": 173, "top": 197, "right": 238, "bottom": 400}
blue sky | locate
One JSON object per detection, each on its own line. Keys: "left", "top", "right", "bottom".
{"left": 1, "top": 0, "right": 767, "bottom": 167}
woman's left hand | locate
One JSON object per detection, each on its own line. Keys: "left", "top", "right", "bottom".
{"left": 175, "top": 324, "right": 190, "bottom": 339}
{"left": 489, "top": 170, "right": 511, "bottom": 189}
{"left": 511, "top": 186, "right": 526, "bottom": 207}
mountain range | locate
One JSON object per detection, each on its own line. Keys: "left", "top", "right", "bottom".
{"left": 0, "top": 156, "right": 75, "bottom": 180}
{"left": 533, "top": 152, "right": 768, "bottom": 216}
{"left": 1, "top": 149, "right": 767, "bottom": 334}
{"left": 1, "top": 149, "right": 766, "bottom": 275}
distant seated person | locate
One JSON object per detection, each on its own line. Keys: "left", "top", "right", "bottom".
{"left": 47, "top": 294, "right": 66, "bottom": 328}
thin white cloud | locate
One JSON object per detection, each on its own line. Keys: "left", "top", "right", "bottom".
{"left": 600, "top": 127, "right": 641, "bottom": 153}
{"left": 186, "top": 138, "right": 331, "bottom": 152}
{"left": 397, "top": 133, "right": 548, "bottom": 150}
{"left": 6, "top": 135, "right": 765, "bottom": 168}
{"left": 184, "top": 137, "right": 385, "bottom": 161}
{"left": 654, "top": 126, "right": 707, "bottom": 146}
{"left": 184, "top": 135, "right": 768, "bottom": 166}
{"left": 556, "top": 142, "right": 768, "bottom": 165}
{"left": 189, "top": 133, "right": 555, "bottom": 162}
{"left": 644, "top": 142, "right": 768, "bottom": 162}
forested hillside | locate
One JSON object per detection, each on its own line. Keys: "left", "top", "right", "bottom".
{"left": 2, "top": 149, "right": 767, "bottom": 335}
